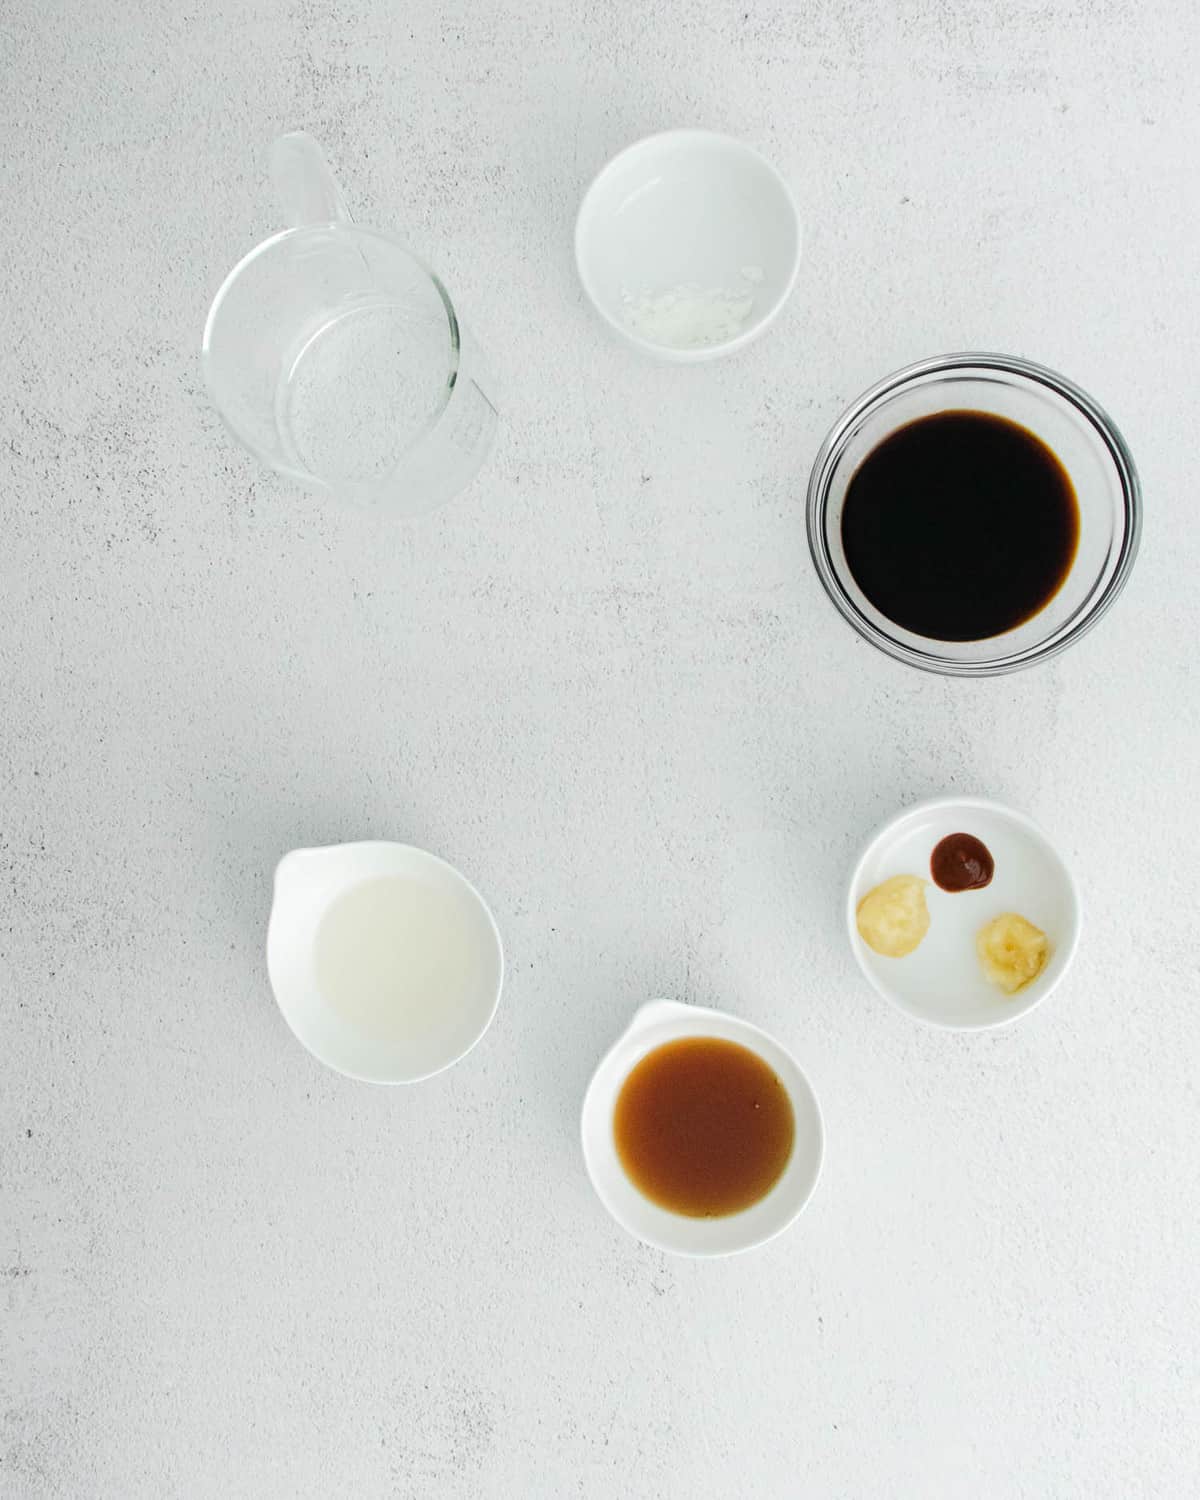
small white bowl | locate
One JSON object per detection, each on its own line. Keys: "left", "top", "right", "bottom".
{"left": 266, "top": 841, "right": 503, "bottom": 1084}
{"left": 574, "top": 130, "right": 801, "bottom": 362}
{"left": 847, "top": 797, "right": 1081, "bottom": 1032}
{"left": 581, "top": 1000, "right": 824, "bottom": 1257}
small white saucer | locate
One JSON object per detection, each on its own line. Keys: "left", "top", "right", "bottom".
{"left": 847, "top": 797, "right": 1081, "bottom": 1031}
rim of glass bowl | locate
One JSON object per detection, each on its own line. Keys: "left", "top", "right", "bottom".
{"left": 805, "top": 352, "right": 1142, "bottom": 677}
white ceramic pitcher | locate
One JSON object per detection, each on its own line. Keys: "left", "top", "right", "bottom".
{"left": 581, "top": 999, "right": 824, "bottom": 1256}
{"left": 266, "top": 841, "right": 503, "bottom": 1084}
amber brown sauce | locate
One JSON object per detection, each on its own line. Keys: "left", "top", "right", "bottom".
{"left": 613, "top": 1037, "right": 795, "bottom": 1218}
{"left": 841, "top": 410, "right": 1080, "bottom": 641}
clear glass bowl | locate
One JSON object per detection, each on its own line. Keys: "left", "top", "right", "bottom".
{"left": 806, "top": 353, "right": 1142, "bottom": 675}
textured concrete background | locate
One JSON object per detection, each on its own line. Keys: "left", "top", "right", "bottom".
{"left": 2, "top": 0, "right": 1199, "bottom": 1495}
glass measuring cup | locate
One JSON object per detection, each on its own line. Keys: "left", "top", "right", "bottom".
{"left": 202, "top": 132, "right": 497, "bottom": 515}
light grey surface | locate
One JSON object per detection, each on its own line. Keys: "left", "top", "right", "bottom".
{"left": 2, "top": 1, "right": 1199, "bottom": 1495}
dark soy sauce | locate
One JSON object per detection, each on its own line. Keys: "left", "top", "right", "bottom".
{"left": 841, "top": 411, "right": 1080, "bottom": 641}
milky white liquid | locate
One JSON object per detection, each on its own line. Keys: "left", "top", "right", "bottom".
{"left": 314, "top": 876, "right": 488, "bottom": 1044}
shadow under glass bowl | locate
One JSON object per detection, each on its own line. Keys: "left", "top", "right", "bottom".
{"left": 805, "top": 353, "right": 1142, "bottom": 676}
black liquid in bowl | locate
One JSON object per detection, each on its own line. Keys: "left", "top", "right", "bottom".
{"left": 840, "top": 410, "right": 1080, "bottom": 642}
{"left": 806, "top": 354, "right": 1141, "bottom": 676}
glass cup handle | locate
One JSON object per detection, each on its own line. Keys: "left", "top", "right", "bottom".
{"left": 269, "top": 131, "right": 353, "bottom": 228}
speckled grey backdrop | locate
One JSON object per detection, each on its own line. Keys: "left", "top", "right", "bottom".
{"left": 2, "top": 1, "right": 1199, "bottom": 1495}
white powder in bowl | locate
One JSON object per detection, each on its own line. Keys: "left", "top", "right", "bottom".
{"left": 620, "top": 268, "right": 764, "bottom": 349}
